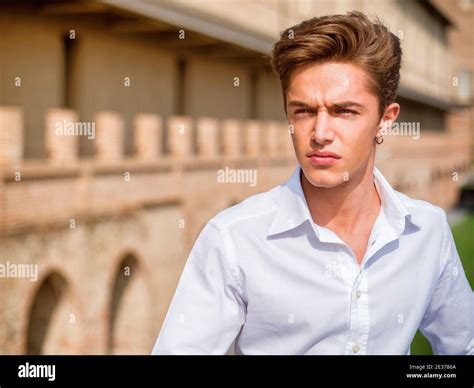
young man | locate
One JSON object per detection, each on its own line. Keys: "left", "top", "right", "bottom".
{"left": 152, "top": 11, "right": 473, "bottom": 355}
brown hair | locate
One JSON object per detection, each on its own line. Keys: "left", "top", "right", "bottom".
{"left": 270, "top": 11, "right": 402, "bottom": 116}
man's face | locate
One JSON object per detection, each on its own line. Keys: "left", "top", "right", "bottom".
{"left": 287, "top": 61, "right": 384, "bottom": 188}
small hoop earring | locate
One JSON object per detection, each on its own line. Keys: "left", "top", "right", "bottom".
{"left": 375, "top": 135, "right": 384, "bottom": 145}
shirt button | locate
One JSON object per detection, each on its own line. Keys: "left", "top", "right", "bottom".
{"left": 352, "top": 344, "right": 360, "bottom": 353}
{"left": 356, "top": 291, "right": 362, "bottom": 299}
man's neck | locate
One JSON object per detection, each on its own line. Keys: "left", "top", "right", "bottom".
{"left": 301, "top": 162, "right": 381, "bottom": 235}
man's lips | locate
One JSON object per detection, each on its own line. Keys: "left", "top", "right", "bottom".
{"left": 306, "top": 150, "right": 341, "bottom": 159}
{"left": 306, "top": 150, "right": 341, "bottom": 166}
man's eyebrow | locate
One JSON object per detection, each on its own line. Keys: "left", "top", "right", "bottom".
{"left": 287, "top": 100, "right": 365, "bottom": 109}
{"left": 287, "top": 100, "right": 312, "bottom": 108}
{"left": 331, "top": 101, "right": 365, "bottom": 109}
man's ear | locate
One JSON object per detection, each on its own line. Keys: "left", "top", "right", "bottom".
{"left": 377, "top": 102, "right": 400, "bottom": 136}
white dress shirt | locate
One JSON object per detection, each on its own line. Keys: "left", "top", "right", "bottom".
{"left": 152, "top": 165, "right": 474, "bottom": 355}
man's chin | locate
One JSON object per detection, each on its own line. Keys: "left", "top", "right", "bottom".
{"left": 301, "top": 167, "right": 346, "bottom": 189}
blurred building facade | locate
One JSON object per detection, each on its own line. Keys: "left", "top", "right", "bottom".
{"left": 0, "top": 0, "right": 472, "bottom": 354}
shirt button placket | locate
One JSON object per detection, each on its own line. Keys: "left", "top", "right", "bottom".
{"left": 345, "top": 271, "right": 369, "bottom": 355}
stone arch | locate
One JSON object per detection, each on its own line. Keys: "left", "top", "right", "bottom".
{"left": 107, "top": 252, "right": 154, "bottom": 354}
{"left": 26, "top": 271, "right": 82, "bottom": 354}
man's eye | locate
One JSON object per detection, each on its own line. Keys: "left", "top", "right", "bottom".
{"left": 336, "top": 109, "right": 358, "bottom": 115}
{"left": 294, "top": 109, "right": 312, "bottom": 115}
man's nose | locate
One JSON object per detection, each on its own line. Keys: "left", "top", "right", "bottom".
{"left": 312, "top": 112, "right": 335, "bottom": 145}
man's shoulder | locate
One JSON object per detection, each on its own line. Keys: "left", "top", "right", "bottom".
{"left": 209, "top": 184, "right": 283, "bottom": 230}
{"left": 394, "top": 189, "right": 447, "bottom": 226}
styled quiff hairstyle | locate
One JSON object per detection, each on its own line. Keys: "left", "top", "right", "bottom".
{"left": 270, "top": 11, "right": 402, "bottom": 117}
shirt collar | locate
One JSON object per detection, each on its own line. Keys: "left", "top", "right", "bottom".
{"left": 267, "top": 165, "right": 413, "bottom": 240}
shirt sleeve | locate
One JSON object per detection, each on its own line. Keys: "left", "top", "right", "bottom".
{"left": 419, "top": 211, "right": 474, "bottom": 355}
{"left": 151, "top": 220, "right": 246, "bottom": 355}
